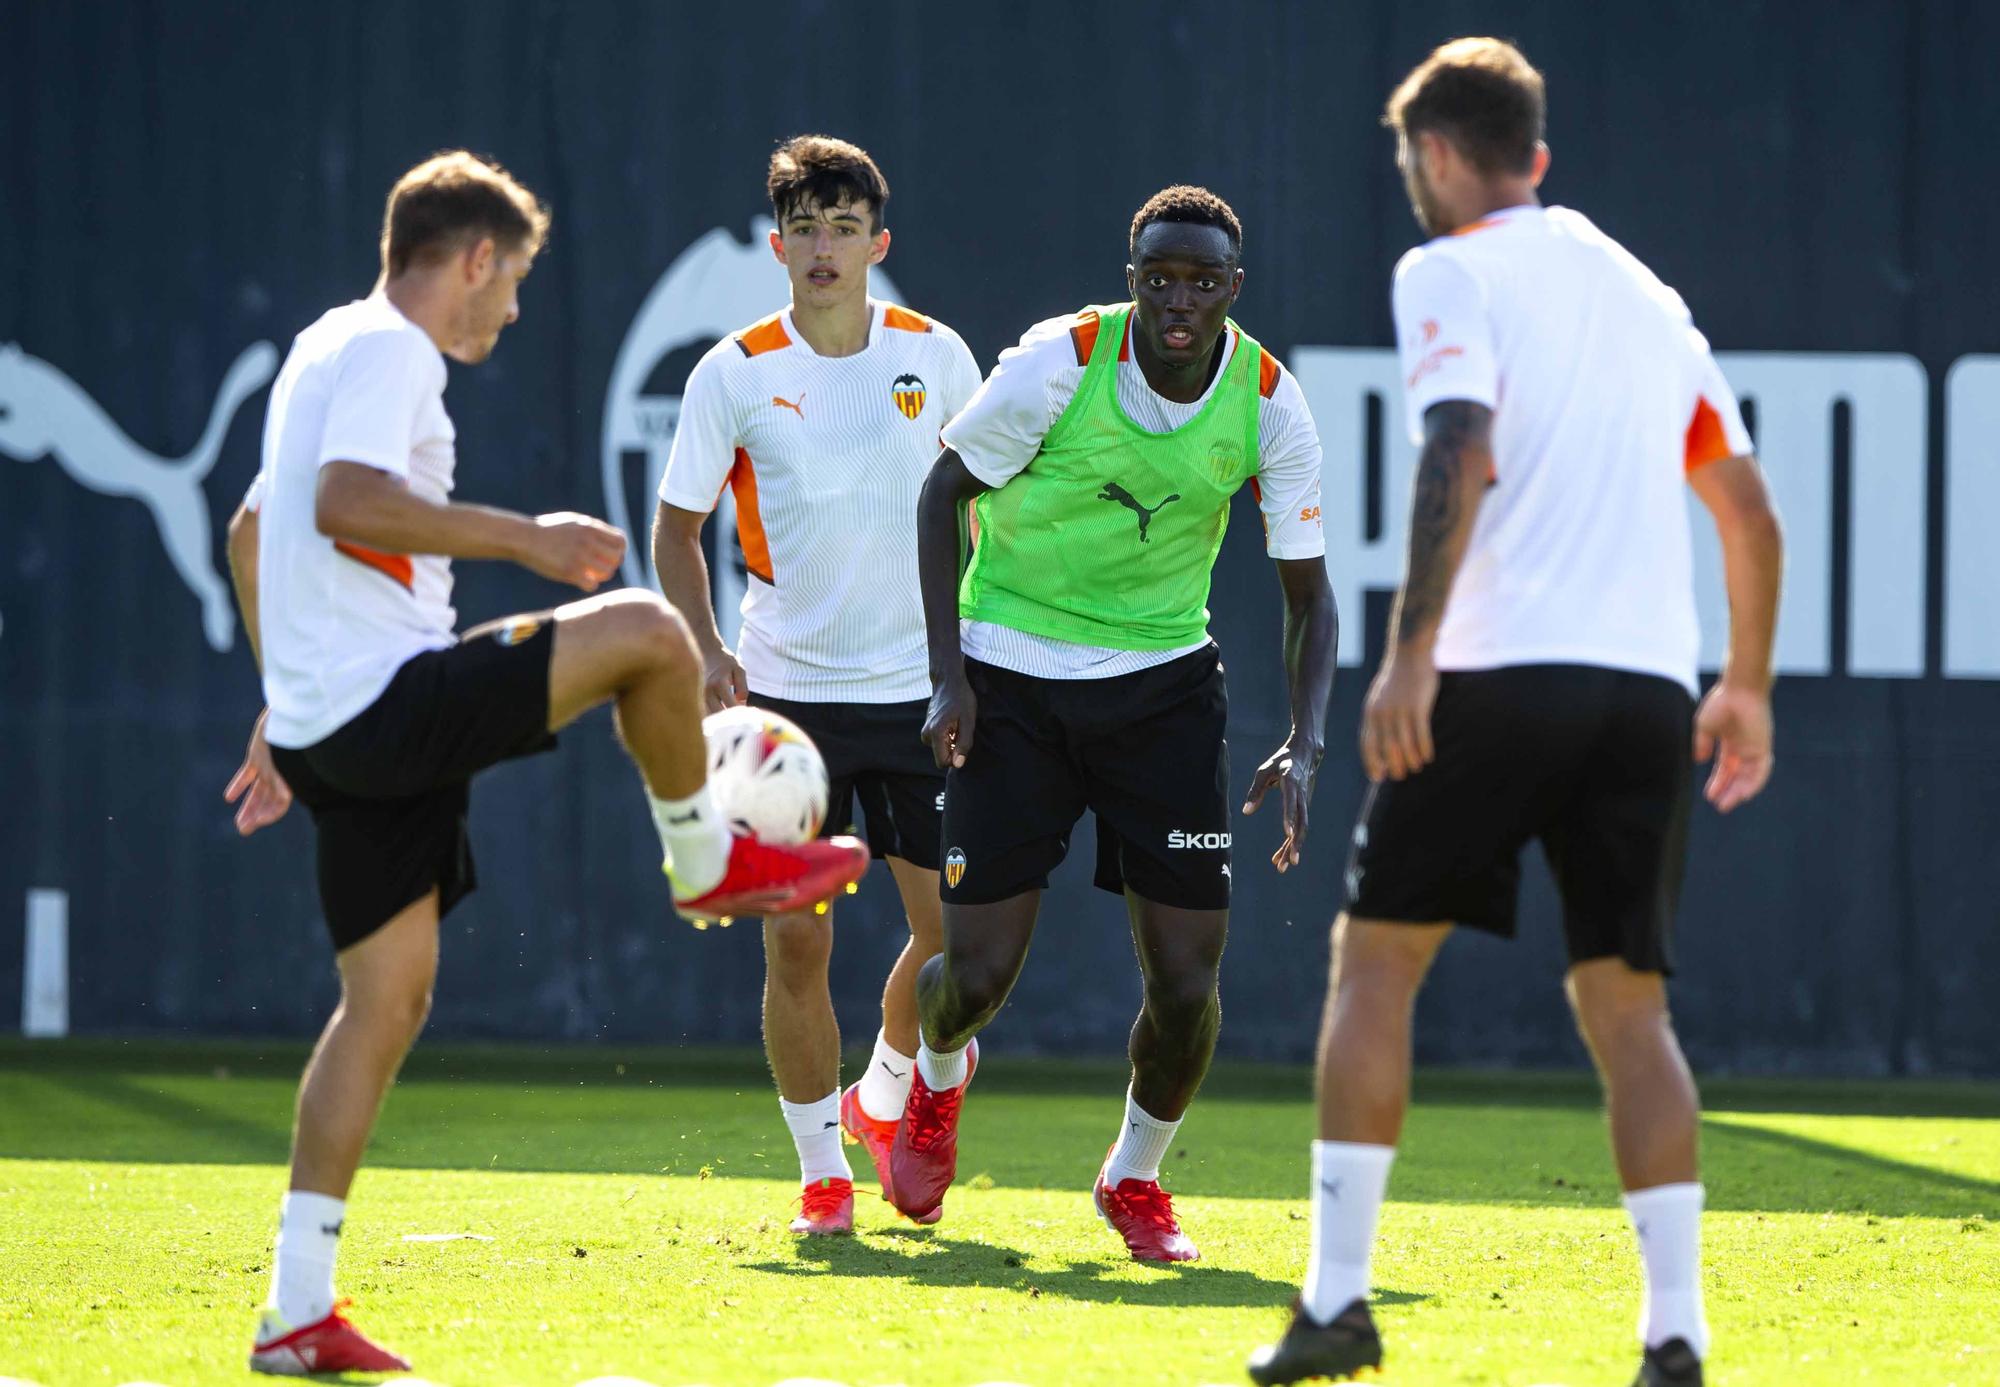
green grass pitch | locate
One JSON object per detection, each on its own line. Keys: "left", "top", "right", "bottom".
{"left": 2, "top": 1039, "right": 1995, "bottom": 1386}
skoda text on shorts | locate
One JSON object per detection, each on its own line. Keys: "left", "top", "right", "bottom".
{"left": 896, "top": 184, "right": 1340, "bottom": 1260}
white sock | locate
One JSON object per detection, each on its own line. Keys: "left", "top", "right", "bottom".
{"left": 267, "top": 1190, "right": 343, "bottom": 1327}
{"left": 856, "top": 1030, "right": 917, "bottom": 1122}
{"left": 652, "top": 784, "right": 732, "bottom": 897}
{"left": 1625, "top": 1182, "right": 1709, "bottom": 1357}
{"left": 1303, "top": 1140, "right": 1396, "bottom": 1323}
{"left": 780, "top": 1091, "right": 852, "bottom": 1185}
{"left": 1103, "top": 1088, "right": 1180, "bottom": 1186}
{"left": 916, "top": 1038, "right": 968, "bottom": 1091}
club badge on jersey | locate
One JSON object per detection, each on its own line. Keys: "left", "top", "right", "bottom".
{"left": 893, "top": 373, "right": 927, "bottom": 420}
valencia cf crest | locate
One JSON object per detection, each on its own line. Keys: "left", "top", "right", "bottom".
{"left": 892, "top": 373, "right": 927, "bottom": 420}
{"left": 944, "top": 846, "right": 967, "bottom": 889}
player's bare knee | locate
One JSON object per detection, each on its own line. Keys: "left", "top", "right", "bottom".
{"left": 1144, "top": 969, "right": 1220, "bottom": 1028}
{"left": 604, "top": 590, "right": 697, "bottom": 681}
{"left": 947, "top": 951, "right": 1016, "bottom": 1020}
{"left": 764, "top": 913, "right": 833, "bottom": 984}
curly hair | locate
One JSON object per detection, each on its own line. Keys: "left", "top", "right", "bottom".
{"left": 1129, "top": 185, "right": 1242, "bottom": 261}
{"left": 767, "top": 135, "right": 890, "bottom": 231}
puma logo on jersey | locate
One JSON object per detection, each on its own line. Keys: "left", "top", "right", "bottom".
{"left": 0, "top": 339, "right": 277, "bottom": 651}
{"left": 771, "top": 393, "right": 805, "bottom": 418}
{"left": 1098, "top": 482, "right": 1181, "bottom": 541}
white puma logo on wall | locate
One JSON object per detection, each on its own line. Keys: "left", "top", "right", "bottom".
{"left": 0, "top": 340, "right": 277, "bottom": 651}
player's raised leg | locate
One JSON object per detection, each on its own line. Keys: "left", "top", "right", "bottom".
{"left": 1094, "top": 895, "right": 1226, "bottom": 1262}
{"left": 545, "top": 589, "right": 869, "bottom": 918}
{"left": 1568, "top": 959, "right": 1708, "bottom": 1386}
{"left": 1248, "top": 914, "right": 1446, "bottom": 1384}
{"left": 842, "top": 854, "right": 943, "bottom": 1218}
{"left": 886, "top": 893, "right": 1038, "bottom": 1219}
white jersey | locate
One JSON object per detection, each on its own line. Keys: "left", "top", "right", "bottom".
{"left": 942, "top": 308, "right": 1326, "bottom": 679}
{"left": 658, "top": 300, "right": 981, "bottom": 703}
{"left": 1392, "top": 204, "right": 1753, "bottom": 695}
{"left": 251, "top": 293, "right": 458, "bottom": 748}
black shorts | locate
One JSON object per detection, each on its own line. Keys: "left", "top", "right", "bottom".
{"left": 940, "top": 645, "right": 1231, "bottom": 911}
{"left": 1344, "top": 663, "right": 1695, "bottom": 973}
{"left": 268, "top": 613, "right": 557, "bottom": 952}
{"left": 747, "top": 692, "right": 945, "bottom": 871}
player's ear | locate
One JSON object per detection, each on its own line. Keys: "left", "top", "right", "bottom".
{"left": 869, "top": 227, "right": 891, "bottom": 266}
{"left": 1531, "top": 141, "right": 1552, "bottom": 186}
{"left": 1229, "top": 267, "right": 1245, "bottom": 303}
{"left": 768, "top": 227, "right": 788, "bottom": 265}
{"left": 1125, "top": 263, "right": 1136, "bottom": 298}
{"left": 465, "top": 236, "right": 496, "bottom": 285}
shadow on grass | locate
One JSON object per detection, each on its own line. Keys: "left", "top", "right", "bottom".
{"left": 4, "top": 1039, "right": 1994, "bottom": 1222}
{"left": 737, "top": 1227, "right": 1429, "bottom": 1311}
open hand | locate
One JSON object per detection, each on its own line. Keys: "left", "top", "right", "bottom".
{"left": 1694, "top": 680, "right": 1774, "bottom": 812}
{"left": 1243, "top": 734, "right": 1323, "bottom": 872}
{"left": 223, "top": 710, "right": 293, "bottom": 836}
{"left": 1360, "top": 653, "right": 1439, "bottom": 782}
{"left": 702, "top": 647, "right": 750, "bottom": 713}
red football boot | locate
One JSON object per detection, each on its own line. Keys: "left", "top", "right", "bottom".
{"left": 1095, "top": 1148, "right": 1200, "bottom": 1262}
{"left": 886, "top": 1039, "right": 979, "bottom": 1222}
{"left": 789, "top": 1176, "right": 854, "bottom": 1235}
{"left": 840, "top": 1083, "right": 940, "bottom": 1225}
{"left": 248, "top": 1301, "right": 411, "bottom": 1376}
{"left": 672, "top": 833, "right": 868, "bottom": 924}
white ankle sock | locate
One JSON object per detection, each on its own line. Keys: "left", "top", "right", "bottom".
{"left": 1303, "top": 1140, "right": 1396, "bottom": 1323}
{"left": 1104, "top": 1088, "right": 1180, "bottom": 1186}
{"left": 267, "top": 1189, "right": 344, "bottom": 1326}
{"left": 1625, "top": 1182, "right": 1709, "bottom": 1356}
{"left": 856, "top": 1030, "right": 916, "bottom": 1122}
{"left": 779, "top": 1091, "right": 852, "bottom": 1185}
{"left": 916, "top": 1038, "right": 968, "bottom": 1091}
{"left": 651, "top": 784, "right": 732, "bottom": 897}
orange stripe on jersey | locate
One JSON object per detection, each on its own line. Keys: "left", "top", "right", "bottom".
{"left": 1449, "top": 216, "right": 1501, "bottom": 237}
{"left": 734, "top": 312, "right": 791, "bottom": 358}
{"left": 880, "top": 304, "right": 934, "bottom": 334}
{"left": 1069, "top": 309, "right": 1103, "bottom": 365}
{"left": 1685, "top": 396, "right": 1732, "bottom": 472}
{"left": 1258, "top": 348, "right": 1281, "bottom": 399}
{"left": 333, "top": 541, "right": 413, "bottom": 590}
{"left": 729, "top": 448, "right": 774, "bottom": 583}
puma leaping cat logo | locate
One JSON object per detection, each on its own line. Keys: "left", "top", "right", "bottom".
{"left": 1097, "top": 481, "right": 1181, "bottom": 542}
{"left": 0, "top": 340, "right": 277, "bottom": 650}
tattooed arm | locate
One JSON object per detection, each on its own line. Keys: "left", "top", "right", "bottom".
{"left": 1360, "top": 399, "right": 1494, "bottom": 782}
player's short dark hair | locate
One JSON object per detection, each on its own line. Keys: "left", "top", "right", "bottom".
{"left": 767, "top": 135, "right": 890, "bottom": 232}
{"left": 1128, "top": 185, "right": 1243, "bottom": 262}
{"left": 380, "top": 150, "right": 549, "bottom": 277}
{"left": 1385, "top": 36, "right": 1546, "bottom": 176}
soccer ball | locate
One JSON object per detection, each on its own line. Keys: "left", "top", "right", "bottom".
{"left": 701, "top": 705, "right": 829, "bottom": 845}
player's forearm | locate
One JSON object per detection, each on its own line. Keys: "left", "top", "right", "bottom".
{"left": 917, "top": 451, "right": 974, "bottom": 681}
{"left": 315, "top": 461, "right": 534, "bottom": 565}
{"left": 1388, "top": 401, "right": 1493, "bottom": 657}
{"left": 225, "top": 503, "right": 263, "bottom": 673}
{"left": 649, "top": 511, "right": 730, "bottom": 658}
{"left": 1277, "top": 560, "right": 1338, "bottom": 757}
{"left": 1718, "top": 505, "right": 1784, "bottom": 691}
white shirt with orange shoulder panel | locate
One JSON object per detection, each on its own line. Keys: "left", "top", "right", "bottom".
{"left": 1392, "top": 203, "right": 1753, "bottom": 697}
{"left": 941, "top": 309, "right": 1326, "bottom": 679}
{"left": 658, "top": 299, "right": 982, "bottom": 703}
{"left": 248, "top": 293, "right": 459, "bottom": 749}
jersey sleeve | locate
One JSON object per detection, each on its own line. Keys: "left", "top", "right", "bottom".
{"left": 1255, "top": 362, "right": 1327, "bottom": 560}
{"left": 657, "top": 342, "right": 742, "bottom": 513}
{"left": 1683, "top": 330, "right": 1754, "bottom": 472}
{"left": 940, "top": 316, "right": 1079, "bottom": 487}
{"left": 933, "top": 323, "right": 984, "bottom": 431}
{"left": 242, "top": 469, "right": 267, "bottom": 514}
{"left": 317, "top": 329, "right": 437, "bottom": 478}
{"left": 1391, "top": 248, "right": 1499, "bottom": 443}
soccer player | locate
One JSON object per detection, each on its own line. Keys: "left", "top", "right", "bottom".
{"left": 223, "top": 151, "right": 867, "bottom": 1376}
{"left": 890, "top": 187, "right": 1338, "bottom": 1260}
{"left": 651, "top": 135, "right": 983, "bottom": 1236}
{"left": 1248, "top": 40, "right": 1783, "bottom": 1387}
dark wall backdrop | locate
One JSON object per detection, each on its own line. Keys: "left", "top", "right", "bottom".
{"left": 3, "top": 0, "right": 1996, "bottom": 1075}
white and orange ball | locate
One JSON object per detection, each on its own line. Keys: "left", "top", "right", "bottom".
{"left": 700, "top": 705, "right": 829, "bottom": 845}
